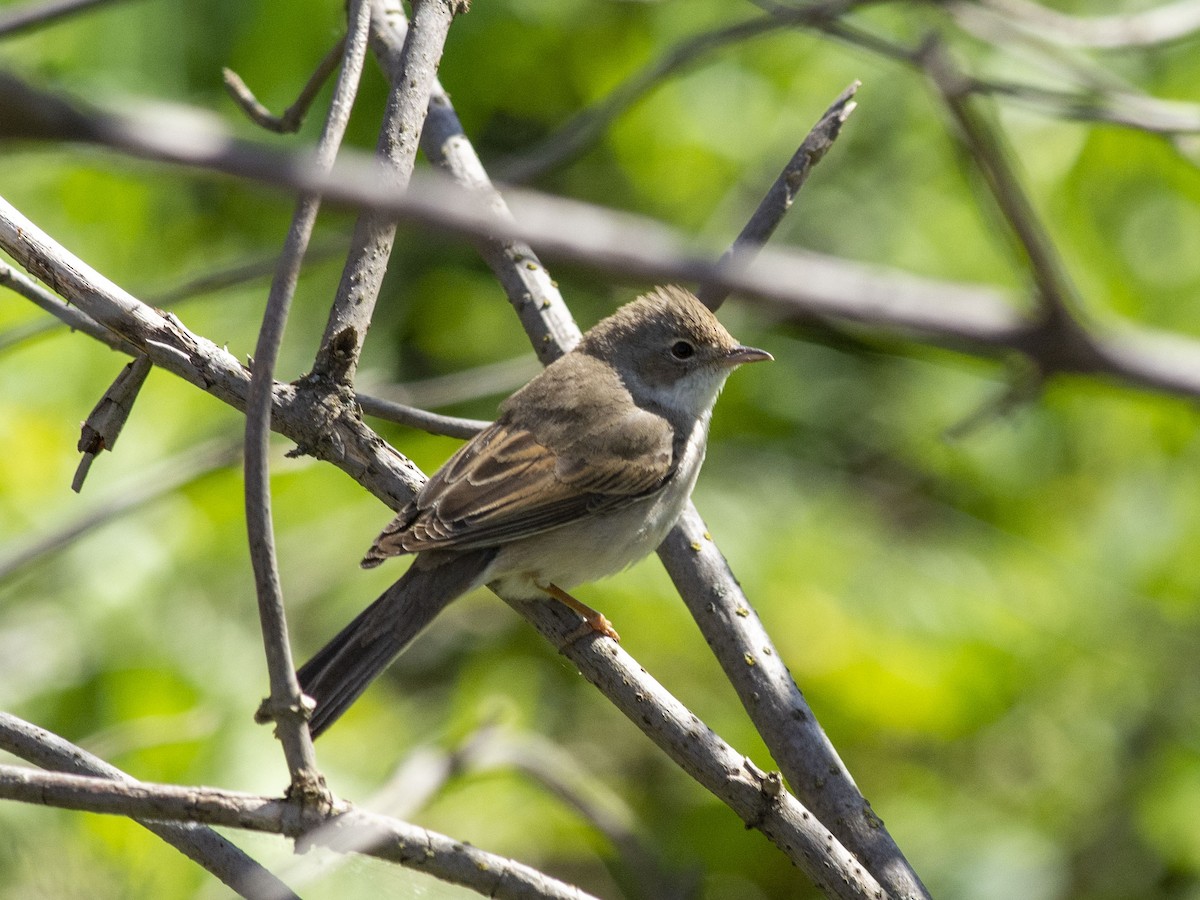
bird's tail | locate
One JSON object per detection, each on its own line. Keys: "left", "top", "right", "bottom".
{"left": 298, "top": 548, "right": 496, "bottom": 738}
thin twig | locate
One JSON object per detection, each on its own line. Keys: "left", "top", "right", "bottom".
{"left": 0, "top": 763, "right": 600, "bottom": 900}
{"left": 310, "top": 0, "right": 468, "bottom": 386}
{"left": 0, "top": 0, "right": 135, "bottom": 36}
{"left": 922, "top": 40, "right": 1102, "bottom": 370}
{"left": 0, "top": 242, "right": 344, "bottom": 353}
{"left": 496, "top": 0, "right": 875, "bottom": 183}
{"left": 0, "top": 713, "right": 299, "bottom": 900}
{"left": 224, "top": 37, "right": 347, "bottom": 134}
{"left": 355, "top": 393, "right": 487, "bottom": 439}
{"left": 695, "top": 81, "right": 859, "bottom": 312}
{"left": 244, "top": 0, "right": 372, "bottom": 792}
{"left": 0, "top": 258, "right": 138, "bottom": 354}
{"left": 71, "top": 354, "right": 153, "bottom": 491}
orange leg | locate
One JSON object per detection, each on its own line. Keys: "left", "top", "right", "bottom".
{"left": 542, "top": 583, "right": 620, "bottom": 642}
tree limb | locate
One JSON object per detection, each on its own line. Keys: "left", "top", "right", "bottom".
{"left": 244, "top": 0, "right": 373, "bottom": 793}
{"left": 0, "top": 713, "right": 299, "bottom": 900}
{"left": 310, "top": 0, "right": 468, "bottom": 385}
{"left": 0, "top": 762, "right": 601, "bottom": 900}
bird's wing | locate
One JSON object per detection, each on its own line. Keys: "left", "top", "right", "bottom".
{"left": 366, "top": 406, "right": 676, "bottom": 559}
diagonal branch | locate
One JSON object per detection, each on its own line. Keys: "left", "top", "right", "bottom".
{"left": 376, "top": 36, "right": 907, "bottom": 889}
{"left": 695, "top": 81, "right": 860, "bottom": 313}
{"left": 310, "top": 0, "right": 468, "bottom": 386}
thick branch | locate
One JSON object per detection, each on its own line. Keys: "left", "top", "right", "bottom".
{"left": 499, "top": 601, "right": 884, "bottom": 900}
{"left": 0, "top": 195, "right": 428, "bottom": 509}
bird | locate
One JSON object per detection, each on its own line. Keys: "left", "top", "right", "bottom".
{"left": 297, "top": 285, "right": 771, "bottom": 737}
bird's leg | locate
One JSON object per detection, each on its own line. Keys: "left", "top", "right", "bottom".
{"left": 542, "top": 582, "right": 621, "bottom": 642}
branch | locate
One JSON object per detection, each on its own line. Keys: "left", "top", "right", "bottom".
{"left": 695, "top": 81, "right": 859, "bottom": 312}
{"left": 71, "top": 354, "right": 153, "bottom": 491}
{"left": 0, "top": 713, "right": 299, "bottom": 900}
{"left": 0, "top": 762, "right": 601, "bottom": 900}
{"left": 0, "top": 0, "right": 135, "bottom": 36}
{"left": 962, "top": 0, "right": 1200, "bottom": 49}
{"left": 921, "top": 39, "right": 1107, "bottom": 381}
{"left": 245, "top": 0, "right": 372, "bottom": 791}
{"left": 310, "top": 0, "right": 467, "bottom": 385}
{"left": 355, "top": 393, "right": 488, "bottom": 439}
{"left": 401, "top": 11, "right": 585, "bottom": 362}
{"left": 12, "top": 82, "right": 1200, "bottom": 397}
{"left": 0, "top": 194, "right": 426, "bottom": 507}
{"left": 496, "top": 0, "right": 874, "bottom": 183}
{"left": 224, "top": 37, "right": 346, "bottom": 134}
{"left": 499, "top": 600, "right": 885, "bottom": 900}
{"left": 668, "top": 90, "right": 931, "bottom": 899}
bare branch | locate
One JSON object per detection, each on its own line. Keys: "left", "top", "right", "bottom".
{"left": 224, "top": 37, "right": 347, "bottom": 134}
{"left": 310, "top": 0, "right": 468, "bottom": 385}
{"left": 0, "top": 258, "right": 139, "bottom": 355}
{"left": 499, "top": 600, "right": 885, "bottom": 900}
{"left": 245, "top": 0, "right": 373, "bottom": 791}
{"left": 71, "top": 355, "right": 153, "bottom": 491}
{"left": 961, "top": 0, "right": 1200, "bottom": 49}
{"left": 496, "top": 1, "right": 873, "bottom": 183}
{"left": 696, "top": 81, "right": 859, "bottom": 312}
{"left": 0, "top": 195, "right": 426, "bottom": 507}
{"left": 0, "top": 242, "right": 344, "bottom": 353}
{"left": 921, "top": 40, "right": 1102, "bottom": 371}
{"left": 417, "top": 69, "right": 585, "bottom": 361}
{"left": 0, "top": 762, "right": 601, "bottom": 900}
{"left": 665, "top": 87, "right": 931, "bottom": 899}
{"left": 0, "top": 0, "right": 135, "bottom": 36}
{"left": 355, "top": 393, "right": 487, "bottom": 439}
{"left": 12, "top": 79, "right": 1200, "bottom": 398}
{"left": 0, "top": 713, "right": 299, "bottom": 900}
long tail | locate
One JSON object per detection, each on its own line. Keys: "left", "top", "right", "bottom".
{"left": 298, "top": 548, "right": 496, "bottom": 738}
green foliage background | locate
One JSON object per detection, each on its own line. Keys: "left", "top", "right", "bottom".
{"left": 3, "top": 0, "right": 1200, "bottom": 897}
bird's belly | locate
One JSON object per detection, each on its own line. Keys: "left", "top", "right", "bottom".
{"left": 487, "top": 425, "right": 706, "bottom": 598}
{"left": 486, "top": 494, "right": 672, "bottom": 596}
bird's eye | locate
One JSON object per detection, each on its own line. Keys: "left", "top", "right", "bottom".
{"left": 670, "top": 340, "right": 695, "bottom": 360}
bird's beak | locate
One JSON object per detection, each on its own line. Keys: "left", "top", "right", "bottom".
{"left": 724, "top": 345, "right": 773, "bottom": 366}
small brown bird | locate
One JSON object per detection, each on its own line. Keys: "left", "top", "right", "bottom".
{"left": 299, "top": 286, "right": 771, "bottom": 736}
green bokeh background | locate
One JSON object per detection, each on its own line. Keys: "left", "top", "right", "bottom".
{"left": 3, "top": 0, "right": 1200, "bottom": 897}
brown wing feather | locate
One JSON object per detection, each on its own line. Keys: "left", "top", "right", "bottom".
{"left": 362, "top": 351, "right": 677, "bottom": 565}
{"left": 365, "top": 423, "right": 674, "bottom": 562}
